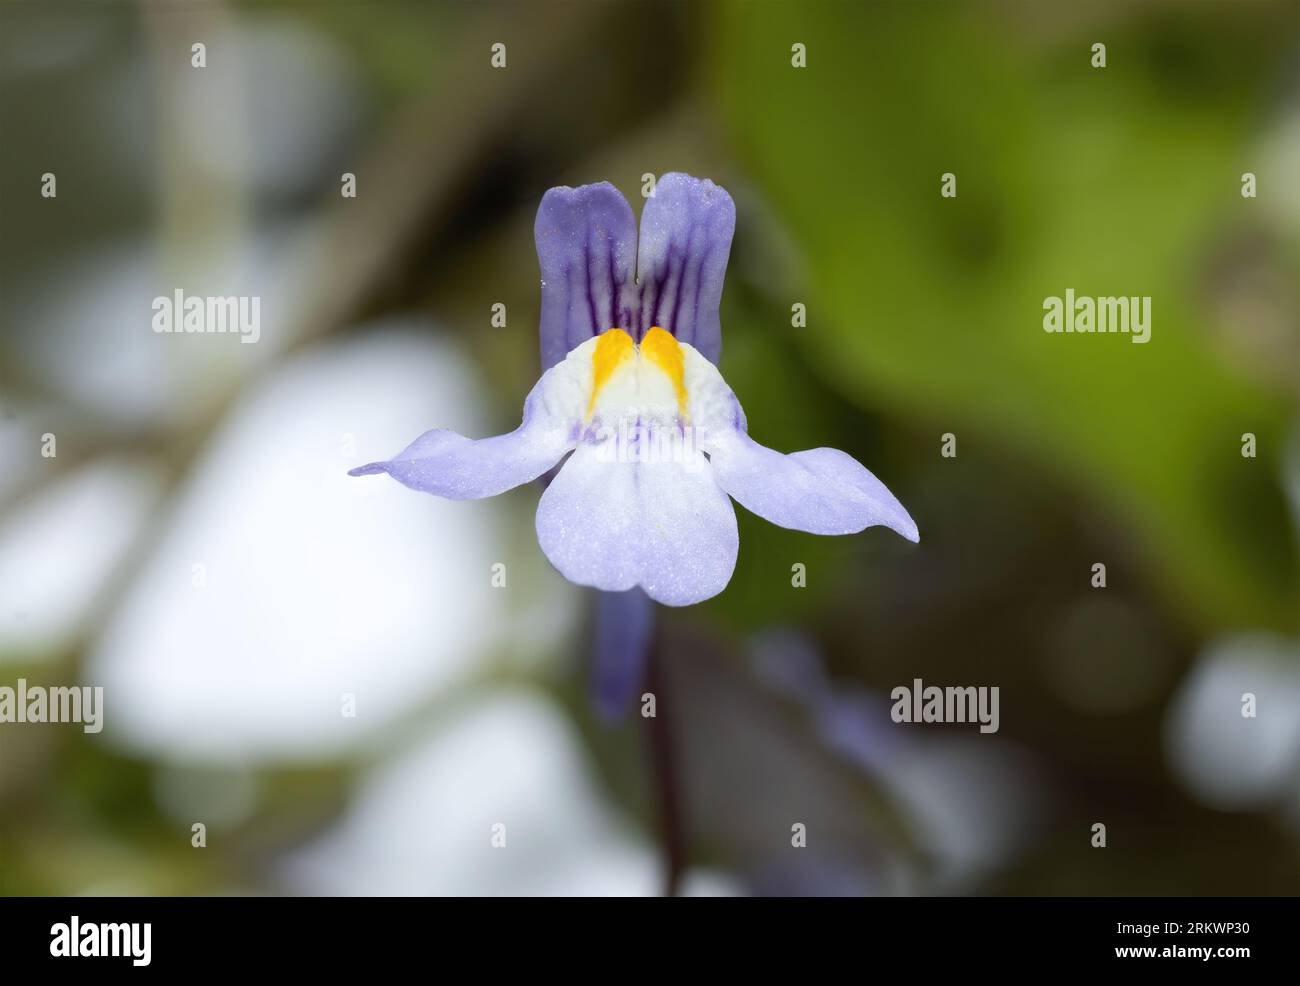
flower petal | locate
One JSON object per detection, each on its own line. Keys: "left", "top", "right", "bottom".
{"left": 347, "top": 426, "right": 568, "bottom": 499}
{"left": 535, "top": 444, "right": 738, "bottom": 606}
{"left": 636, "top": 173, "right": 735, "bottom": 364}
{"left": 349, "top": 338, "right": 598, "bottom": 498}
{"left": 679, "top": 344, "right": 918, "bottom": 542}
{"left": 535, "top": 182, "right": 639, "bottom": 370}
{"left": 707, "top": 429, "right": 920, "bottom": 542}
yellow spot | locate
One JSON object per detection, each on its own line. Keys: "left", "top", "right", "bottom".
{"left": 641, "top": 327, "right": 688, "bottom": 416}
{"left": 588, "top": 328, "right": 634, "bottom": 418}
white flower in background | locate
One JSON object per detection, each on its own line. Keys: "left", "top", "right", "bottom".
{"left": 1164, "top": 634, "right": 1300, "bottom": 811}
{"left": 1165, "top": 431, "right": 1300, "bottom": 813}
{"left": 0, "top": 458, "right": 162, "bottom": 659}
{"left": 88, "top": 325, "right": 572, "bottom": 762}
{"left": 280, "top": 689, "right": 661, "bottom": 896}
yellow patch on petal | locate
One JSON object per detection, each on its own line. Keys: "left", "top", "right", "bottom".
{"left": 588, "top": 328, "right": 634, "bottom": 419}
{"left": 641, "top": 326, "right": 688, "bottom": 416}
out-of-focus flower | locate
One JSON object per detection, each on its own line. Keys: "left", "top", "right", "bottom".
{"left": 0, "top": 458, "right": 162, "bottom": 658}
{"left": 279, "top": 688, "right": 661, "bottom": 896}
{"left": 749, "top": 629, "right": 1047, "bottom": 892}
{"left": 279, "top": 685, "right": 743, "bottom": 896}
{"left": 1164, "top": 633, "right": 1300, "bottom": 812}
{"left": 1162, "top": 430, "right": 1300, "bottom": 813}
{"left": 87, "top": 326, "right": 559, "bottom": 762}
{"left": 352, "top": 174, "right": 917, "bottom": 605}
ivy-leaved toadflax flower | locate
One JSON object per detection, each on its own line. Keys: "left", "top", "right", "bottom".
{"left": 351, "top": 173, "right": 918, "bottom": 606}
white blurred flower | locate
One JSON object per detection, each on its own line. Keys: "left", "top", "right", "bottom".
{"left": 8, "top": 236, "right": 309, "bottom": 429}
{"left": 87, "top": 325, "right": 574, "bottom": 762}
{"left": 280, "top": 688, "right": 659, "bottom": 896}
{"left": 0, "top": 457, "right": 162, "bottom": 659}
{"left": 1164, "top": 633, "right": 1300, "bottom": 811}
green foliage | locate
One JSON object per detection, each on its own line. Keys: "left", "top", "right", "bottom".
{"left": 714, "top": 0, "right": 1299, "bottom": 630}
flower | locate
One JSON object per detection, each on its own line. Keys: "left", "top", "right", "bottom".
{"left": 350, "top": 173, "right": 918, "bottom": 606}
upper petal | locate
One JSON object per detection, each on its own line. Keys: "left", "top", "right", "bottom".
{"left": 535, "top": 182, "right": 639, "bottom": 370}
{"left": 636, "top": 173, "right": 735, "bottom": 364}
{"left": 349, "top": 337, "right": 596, "bottom": 498}
{"left": 535, "top": 443, "right": 739, "bottom": 606}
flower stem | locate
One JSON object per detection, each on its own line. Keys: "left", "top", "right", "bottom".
{"left": 644, "top": 636, "right": 687, "bottom": 897}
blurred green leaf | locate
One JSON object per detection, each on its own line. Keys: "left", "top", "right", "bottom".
{"left": 714, "top": 0, "right": 1298, "bottom": 630}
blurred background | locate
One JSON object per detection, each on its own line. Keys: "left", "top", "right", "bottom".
{"left": 0, "top": 0, "right": 1297, "bottom": 896}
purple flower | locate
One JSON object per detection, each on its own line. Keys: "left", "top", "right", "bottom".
{"left": 351, "top": 174, "right": 918, "bottom": 606}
